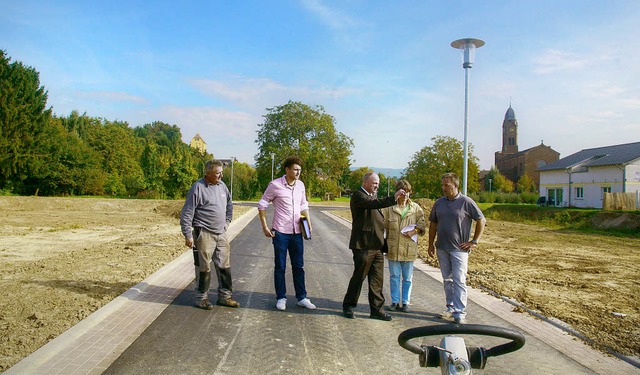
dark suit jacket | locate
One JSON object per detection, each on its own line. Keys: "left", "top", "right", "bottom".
{"left": 349, "top": 187, "right": 397, "bottom": 250}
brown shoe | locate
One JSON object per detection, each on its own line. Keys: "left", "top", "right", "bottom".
{"left": 196, "top": 299, "right": 214, "bottom": 310}
{"left": 216, "top": 298, "right": 240, "bottom": 308}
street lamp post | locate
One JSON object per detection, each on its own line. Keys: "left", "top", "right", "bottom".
{"left": 451, "top": 38, "right": 484, "bottom": 196}
{"left": 230, "top": 157, "right": 235, "bottom": 200}
{"left": 270, "top": 153, "right": 275, "bottom": 181}
{"left": 387, "top": 177, "right": 390, "bottom": 197}
{"left": 386, "top": 141, "right": 390, "bottom": 197}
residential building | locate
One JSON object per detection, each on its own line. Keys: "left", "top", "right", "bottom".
{"left": 538, "top": 141, "right": 640, "bottom": 208}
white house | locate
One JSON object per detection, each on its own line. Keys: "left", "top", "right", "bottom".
{"left": 538, "top": 141, "right": 640, "bottom": 209}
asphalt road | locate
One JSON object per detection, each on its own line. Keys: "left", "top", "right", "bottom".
{"left": 103, "top": 208, "right": 602, "bottom": 375}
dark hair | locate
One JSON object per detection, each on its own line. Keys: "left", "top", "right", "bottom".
{"left": 283, "top": 156, "right": 303, "bottom": 169}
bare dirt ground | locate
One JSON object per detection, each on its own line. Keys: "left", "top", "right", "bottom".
{"left": 333, "top": 201, "right": 640, "bottom": 364}
{"left": 0, "top": 196, "right": 252, "bottom": 371}
{"left": 449, "top": 220, "right": 639, "bottom": 358}
{"left": 0, "top": 197, "right": 638, "bottom": 371}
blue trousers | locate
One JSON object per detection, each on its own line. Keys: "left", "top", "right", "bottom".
{"left": 388, "top": 260, "right": 414, "bottom": 305}
{"left": 272, "top": 231, "right": 307, "bottom": 301}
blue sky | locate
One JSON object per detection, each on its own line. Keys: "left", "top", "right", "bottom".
{"left": 2, "top": 1, "right": 639, "bottom": 171}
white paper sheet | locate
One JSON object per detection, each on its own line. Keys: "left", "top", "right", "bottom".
{"left": 401, "top": 224, "right": 418, "bottom": 243}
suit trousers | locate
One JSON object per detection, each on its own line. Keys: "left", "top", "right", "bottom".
{"left": 342, "top": 249, "right": 385, "bottom": 315}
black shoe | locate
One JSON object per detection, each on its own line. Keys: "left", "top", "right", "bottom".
{"left": 343, "top": 309, "right": 355, "bottom": 319}
{"left": 385, "top": 303, "right": 399, "bottom": 311}
{"left": 400, "top": 304, "right": 409, "bottom": 313}
{"left": 369, "top": 312, "right": 392, "bottom": 321}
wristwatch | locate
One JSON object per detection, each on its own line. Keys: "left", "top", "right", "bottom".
{"left": 470, "top": 239, "right": 478, "bottom": 245}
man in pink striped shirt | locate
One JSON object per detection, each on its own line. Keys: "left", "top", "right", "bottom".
{"left": 258, "top": 156, "right": 317, "bottom": 311}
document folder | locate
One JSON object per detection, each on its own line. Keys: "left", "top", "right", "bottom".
{"left": 300, "top": 216, "right": 311, "bottom": 240}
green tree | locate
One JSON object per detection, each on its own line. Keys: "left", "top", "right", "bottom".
{"left": 484, "top": 166, "right": 499, "bottom": 192}
{"left": 254, "top": 101, "right": 353, "bottom": 197}
{"left": 222, "top": 160, "right": 259, "bottom": 200}
{"left": 59, "top": 112, "right": 148, "bottom": 196}
{"left": 404, "top": 135, "right": 480, "bottom": 198}
{"left": 493, "top": 172, "right": 515, "bottom": 193}
{"left": 0, "top": 50, "right": 52, "bottom": 190}
{"left": 378, "top": 173, "right": 394, "bottom": 198}
{"left": 22, "top": 116, "right": 104, "bottom": 195}
{"left": 135, "top": 121, "right": 209, "bottom": 198}
{"left": 346, "top": 167, "right": 371, "bottom": 195}
{"left": 516, "top": 174, "right": 536, "bottom": 193}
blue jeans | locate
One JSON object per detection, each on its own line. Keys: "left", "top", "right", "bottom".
{"left": 436, "top": 248, "right": 469, "bottom": 318}
{"left": 388, "top": 260, "right": 414, "bottom": 305}
{"left": 272, "top": 231, "right": 306, "bottom": 301}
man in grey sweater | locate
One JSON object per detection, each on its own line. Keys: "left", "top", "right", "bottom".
{"left": 180, "top": 159, "right": 239, "bottom": 309}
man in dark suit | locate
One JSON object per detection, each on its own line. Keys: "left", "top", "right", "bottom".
{"left": 342, "top": 172, "right": 405, "bottom": 321}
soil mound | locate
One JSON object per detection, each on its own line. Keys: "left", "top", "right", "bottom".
{"left": 591, "top": 212, "right": 640, "bottom": 230}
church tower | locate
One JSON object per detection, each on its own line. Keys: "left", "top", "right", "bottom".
{"left": 494, "top": 104, "right": 560, "bottom": 190}
{"left": 502, "top": 105, "right": 518, "bottom": 154}
{"left": 189, "top": 133, "right": 207, "bottom": 154}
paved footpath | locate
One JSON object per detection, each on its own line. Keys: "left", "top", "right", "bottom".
{"left": 5, "top": 207, "right": 638, "bottom": 375}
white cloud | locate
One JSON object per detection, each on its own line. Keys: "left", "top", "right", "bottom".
{"left": 160, "top": 106, "right": 257, "bottom": 139}
{"left": 622, "top": 97, "right": 640, "bottom": 108}
{"left": 298, "top": 0, "right": 359, "bottom": 30}
{"left": 533, "top": 49, "right": 589, "bottom": 74}
{"left": 189, "top": 76, "right": 359, "bottom": 109}
{"left": 156, "top": 105, "right": 260, "bottom": 164}
{"left": 189, "top": 77, "right": 286, "bottom": 103}
{"left": 297, "top": 0, "right": 371, "bottom": 52}
{"left": 583, "top": 82, "right": 627, "bottom": 99}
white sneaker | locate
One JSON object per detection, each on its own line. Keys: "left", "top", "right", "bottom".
{"left": 276, "top": 298, "right": 286, "bottom": 311}
{"left": 454, "top": 316, "right": 467, "bottom": 325}
{"left": 297, "top": 298, "right": 317, "bottom": 310}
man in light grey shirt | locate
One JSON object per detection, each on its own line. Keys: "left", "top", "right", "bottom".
{"left": 181, "top": 159, "right": 239, "bottom": 310}
{"left": 428, "top": 172, "right": 485, "bottom": 324}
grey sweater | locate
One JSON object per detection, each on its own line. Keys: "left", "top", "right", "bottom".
{"left": 180, "top": 178, "right": 233, "bottom": 240}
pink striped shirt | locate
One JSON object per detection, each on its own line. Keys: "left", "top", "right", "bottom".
{"left": 258, "top": 176, "right": 309, "bottom": 234}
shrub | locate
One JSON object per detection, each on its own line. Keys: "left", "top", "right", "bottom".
{"left": 554, "top": 211, "right": 572, "bottom": 224}
{"left": 520, "top": 192, "right": 538, "bottom": 204}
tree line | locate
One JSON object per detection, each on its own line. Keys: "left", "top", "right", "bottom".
{"left": 2, "top": 49, "right": 520, "bottom": 200}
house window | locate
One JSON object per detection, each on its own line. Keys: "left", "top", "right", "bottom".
{"left": 602, "top": 186, "right": 611, "bottom": 199}
{"left": 575, "top": 187, "right": 584, "bottom": 199}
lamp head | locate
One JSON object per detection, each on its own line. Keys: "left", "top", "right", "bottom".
{"left": 451, "top": 38, "right": 485, "bottom": 68}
